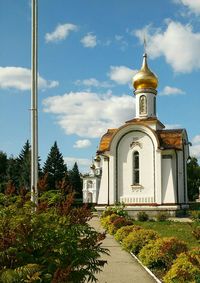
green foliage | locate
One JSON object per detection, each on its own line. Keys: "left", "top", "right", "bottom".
{"left": 100, "top": 213, "right": 118, "bottom": 230}
{"left": 17, "top": 140, "right": 31, "bottom": 191}
{"left": 133, "top": 220, "right": 200, "bottom": 249}
{"left": 156, "top": 212, "right": 169, "bottom": 222}
{"left": 114, "top": 225, "right": 142, "bottom": 242}
{"left": 192, "top": 226, "right": 200, "bottom": 241}
{"left": 190, "top": 210, "right": 200, "bottom": 221}
{"left": 122, "top": 228, "right": 159, "bottom": 254}
{"left": 0, "top": 263, "right": 41, "bottom": 282}
{"left": 138, "top": 237, "right": 188, "bottom": 269}
{"left": 0, "top": 151, "right": 7, "bottom": 185}
{"left": 100, "top": 204, "right": 128, "bottom": 220}
{"left": 107, "top": 216, "right": 133, "bottom": 235}
{"left": 163, "top": 249, "right": 200, "bottom": 283}
{"left": 137, "top": 211, "right": 149, "bottom": 221}
{"left": 187, "top": 157, "right": 200, "bottom": 201}
{"left": 43, "top": 141, "right": 68, "bottom": 190}
{"left": 68, "top": 162, "right": 82, "bottom": 198}
{"left": 0, "top": 193, "right": 108, "bottom": 282}
{"left": 101, "top": 207, "right": 116, "bottom": 218}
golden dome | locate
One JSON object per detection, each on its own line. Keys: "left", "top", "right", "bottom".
{"left": 133, "top": 53, "right": 158, "bottom": 90}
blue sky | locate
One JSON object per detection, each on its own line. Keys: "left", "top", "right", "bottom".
{"left": 0, "top": 0, "right": 200, "bottom": 172}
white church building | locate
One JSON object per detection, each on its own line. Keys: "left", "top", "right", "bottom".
{"left": 83, "top": 53, "right": 190, "bottom": 214}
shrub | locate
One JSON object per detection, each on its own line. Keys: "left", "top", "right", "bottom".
{"left": 163, "top": 249, "right": 200, "bottom": 283}
{"left": 137, "top": 211, "right": 149, "bottom": 221}
{"left": 192, "top": 226, "right": 200, "bottom": 241}
{"left": 189, "top": 210, "right": 200, "bottom": 221}
{"left": 100, "top": 213, "right": 118, "bottom": 230}
{"left": 101, "top": 204, "right": 128, "bottom": 218}
{"left": 101, "top": 207, "right": 116, "bottom": 218}
{"left": 107, "top": 217, "right": 133, "bottom": 235}
{"left": 138, "top": 237, "right": 188, "bottom": 269}
{"left": 114, "top": 225, "right": 142, "bottom": 242}
{"left": 156, "top": 212, "right": 169, "bottom": 222}
{"left": 0, "top": 195, "right": 108, "bottom": 283}
{"left": 122, "top": 228, "right": 159, "bottom": 254}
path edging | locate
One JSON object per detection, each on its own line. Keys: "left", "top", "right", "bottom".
{"left": 130, "top": 252, "right": 163, "bottom": 283}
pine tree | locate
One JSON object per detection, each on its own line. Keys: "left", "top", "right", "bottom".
{"left": 69, "top": 162, "right": 82, "bottom": 198}
{"left": 6, "top": 156, "right": 20, "bottom": 189}
{"left": 43, "top": 141, "right": 67, "bottom": 190}
{"left": 0, "top": 151, "right": 8, "bottom": 193}
{"left": 18, "top": 140, "right": 31, "bottom": 191}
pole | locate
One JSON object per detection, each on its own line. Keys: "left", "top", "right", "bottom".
{"left": 31, "top": 0, "right": 38, "bottom": 206}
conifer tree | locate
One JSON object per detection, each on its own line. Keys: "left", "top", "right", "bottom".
{"left": 18, "top": 140, "right": 31, "bottom": 191}
{"left": 43, "top": 141, "right": 67, "bottom": 190}
{"left": 0, "top": 151, "right": 8, "bottom": 193}
{"left": 6, "top": 156, "right": 20, "bottom": 189}
{"left": 69, "top": 162, "right": 82, "bottom": 198}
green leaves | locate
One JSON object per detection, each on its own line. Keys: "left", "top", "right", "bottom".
{"left": 0, "top": 194, "right": 107, "bottom": 282}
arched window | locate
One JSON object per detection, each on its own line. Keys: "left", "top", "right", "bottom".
{"left": 133, "top": 151, "right": 140, "bottom": 185}
{"left": 139, "top": 95, "right": 147, "bottom": 115}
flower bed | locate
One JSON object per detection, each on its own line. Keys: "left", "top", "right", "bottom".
{"left": 100, "top": 206, "right": 200, "bottom": 282}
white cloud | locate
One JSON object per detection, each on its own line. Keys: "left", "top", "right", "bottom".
{"left": 64, "top": 157, "right": 91, "bottom": 172}
{"left": 160, "top": 86, "right": 185, "bottom": 96}
{"left": 73, "top": 139, "right": 92, "bottom": 149}
{"left": 75, "top": 78, "right": 113, "bottom": 88}
{"left": 115, "top": 35, "right": 128, "bottom": 51}
{"left": 0, "top": 67, "right": 59, "bottom": 91}
{"left": 43, "top": 91, "right": 135, "bottom": 138}
{"left": 45, "top": 23, "right": 78, "bottom": 43}
{"left": 135, "top": 21, "right": 200, "bottom": 73}
{"left": 175, "top": 0, "right": 200, "bottom": 15}
{"left": 191, "top": 135, "right": 200, "bottom": 158}
{"left": 108, "top": 66, "right": 137, "bottom": 85}
{"left": 80, "top": 33, "right": 97, "bottom": 48}
{"left": 192, "top": 135, "right": 200, "bottom": 145}
{"left": 190, "top": 144, "right": 200, "bottom": 159}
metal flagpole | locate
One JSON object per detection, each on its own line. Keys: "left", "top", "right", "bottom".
{"left": 31, "top": 0, "right": 38, "bottom": 206}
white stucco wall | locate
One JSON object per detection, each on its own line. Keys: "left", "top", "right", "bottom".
{"left": 162, "top": 152, "right": 177, "bottom": 204}
{"left": 135, "top": 92, "right": 156, "bottom": 119}
{"left": 98, "top": 157, "right": 109, "bottom": 204}
{"left": 117, "top": 131, "right": 155, "bottom": 203}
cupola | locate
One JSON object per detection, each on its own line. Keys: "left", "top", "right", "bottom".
{"left": 133, "top": 53, "right": 158, "bottom": 91}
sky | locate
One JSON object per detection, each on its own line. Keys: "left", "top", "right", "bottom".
{"left": 0, "top": 0, "right": 200, "bottom": 172}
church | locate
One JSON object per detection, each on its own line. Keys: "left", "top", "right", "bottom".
{"left": 83, "top": 53, "right": 190, "bottom": 215}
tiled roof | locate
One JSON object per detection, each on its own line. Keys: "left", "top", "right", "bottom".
{"left": 98, "top": 127, "right": 184, "bottom": 153}
{"left": 157, "top": 129, "right": 183, "bottom": 150}
{"left": 98, "top": 129, "right": 117, "bottom": 153}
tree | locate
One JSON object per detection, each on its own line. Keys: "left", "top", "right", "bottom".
{"left": 187, "top": 157, "right": 200, "bottom": 201}
{"left": 18, "top": 140, "right": 31, "bottom": 191}
{"left": 69, "top": 162, "right": 83, "bottom": 198}
{"left": 43, "top": 141, "right": 67, "bottom": 190}
{"left": 0, "top": 151, "right": 8, "bottom": 193}
{"left": 6, "top": 156, "right": 20, "bottom": 189}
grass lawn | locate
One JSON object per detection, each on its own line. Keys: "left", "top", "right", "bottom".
{"left": 133, "top": 220, "right": 200, "bottom": 248}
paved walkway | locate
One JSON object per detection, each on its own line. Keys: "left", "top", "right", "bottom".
{"left": 89, "top": 217, "right": 157, "bottom": 283}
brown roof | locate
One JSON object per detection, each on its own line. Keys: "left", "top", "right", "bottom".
{"left": 157, "top": 129, "right": 184, "bottom": 150}
{"left": 98, "top": 127, "right": 184, "bottom": 153}
{"left": 98, "top": 129, "right": 117, "bottom": 153}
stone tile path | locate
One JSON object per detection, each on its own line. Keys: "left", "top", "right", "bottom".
{"left": 89, "top": 217, "right": 157, "bottom": 283}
